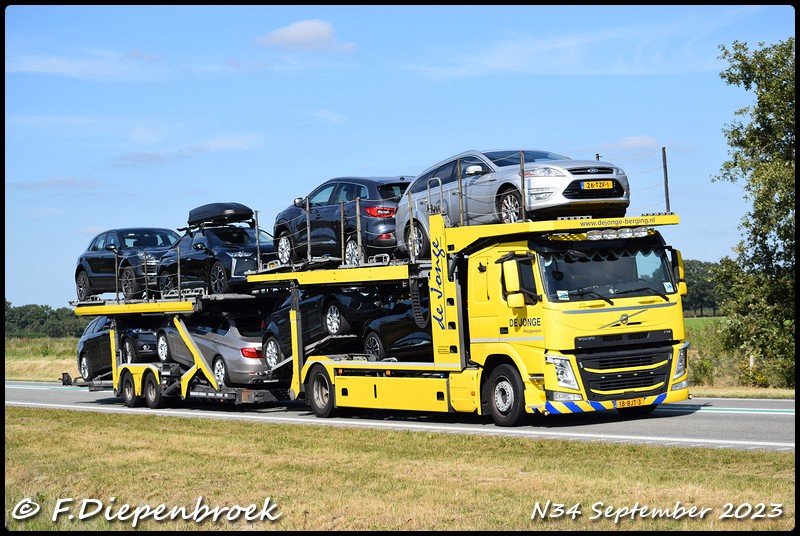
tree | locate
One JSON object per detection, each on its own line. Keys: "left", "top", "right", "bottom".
{"left": 713, "top": 38, "right": 795, "bottom": 387}
{"left": 683, "top": 260, "right": 720, "bottom": 316}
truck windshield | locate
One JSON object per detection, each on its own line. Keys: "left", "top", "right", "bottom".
{"left": 538, "top": 247, "right": 676, "bottom": 303}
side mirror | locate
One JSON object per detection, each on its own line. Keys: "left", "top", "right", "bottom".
{"left": 507, "top": 292, "right": 525, "bottom": 309}
{"left": 502, "top": 259, "right": 520, "bottom": 293}
{"left": 105, "top": 244, "right": 118, "bottom": 253}
{"left": 293, "top": 197, "right": 305, "bottom": 208}
{"left": 464, "top": 164, "right": 486, "bottom": 176}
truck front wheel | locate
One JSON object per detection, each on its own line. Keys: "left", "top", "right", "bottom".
{"left": 308, "top": 366, "right": 336, "bottom": 418}
{"left": 486, "top": 364, "right": 526, "bottom": 427}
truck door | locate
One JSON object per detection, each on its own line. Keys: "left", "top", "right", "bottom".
{"left": 500, "top": 256, "right": 545, "bottom": 351}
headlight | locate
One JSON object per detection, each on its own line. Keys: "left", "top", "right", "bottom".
{"left": 522, "top": 167, "right": 566, "bottom": 178}
{"left": 228, "top": 251, "right": 252, "bottom": 258}
{"left": 673, "top": 341, "right": 689, "bottom": 379}
{"left": 546, "top": 356, "right": 579, "bottom": 390}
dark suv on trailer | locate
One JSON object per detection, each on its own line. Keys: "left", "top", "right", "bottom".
{"left": 273, "top": 176, "right": 412, "bottom": 266}
{"left": 75, "top": 228, "right": 181, "bottom": 301}
{"left": 156, "top": 202, "right": 277, "bottom": 296}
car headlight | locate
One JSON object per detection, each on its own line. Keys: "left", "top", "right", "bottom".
{"left": 546, "top": 355, "right": 580, "bottom": 390}
{"left": 522, "top": 167, "right": 566, "bottom": 178}
{"left": 673, "top": 341, "right": 689, "bottom": 379}
{"left": 228, "top": 251, "right": 252, "bottom": 258}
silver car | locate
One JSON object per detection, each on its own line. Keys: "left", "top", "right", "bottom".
{"left": 156, "top": 311, "right": 269, "bottom": 387}
{"left": 395, "top": 149, "right": 630, "bottom": 258}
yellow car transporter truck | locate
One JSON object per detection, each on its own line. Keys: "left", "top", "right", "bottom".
{"left": 69, "top": 212, "right": 689, "bottom": 426}
{"left": 248, "top": 212, "right": 690, "bottom": 426}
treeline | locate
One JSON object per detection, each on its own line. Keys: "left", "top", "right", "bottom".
{"left": 6, "top": 260, "right": 723, "bottom": 339}
{"left": 5, "top": 299, "right": 91, "bottom": 338}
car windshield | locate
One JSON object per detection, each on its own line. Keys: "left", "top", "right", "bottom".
{"left": 121, "top": 230, "right": 179, "bottom": 248}
{"left": 207, "top": 227, "right": 269, "bottom": 246}
{"left": 378, "top": 183, "right": 410, "bottom": 201}
{"left": 483, "top": 150, "right": 570, "bottom": 168}
{"left": 538, "top": 247, "right": 676, "bottom": 303}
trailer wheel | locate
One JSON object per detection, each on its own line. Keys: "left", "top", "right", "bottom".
{"left": 143, "top": 372, "right": 165, "bottom": 409}
{"left": 308, "top": 366, "right": 336, "bottom": 418}
{"left": 486, "top": 364, "right": 526, "bottom": 427}
{"left": 120, "top": 372, "right": 142, "bottom": 408}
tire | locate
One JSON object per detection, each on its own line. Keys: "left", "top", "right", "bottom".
{"left": 485, "top": 364, "right": 527, "bottom": 427}
{"left": 76, "top": 271, "right": 92, "bottom": 301}
{"left": 323, "top": 301, "right": 350, "bottom": 336}
{"left": 157, "top": 332, "right": 173, "bottom": 363}
{"left": 79, "top": 352, "right": 94, "bottom": 380}
{"left": 121, "top": 338, "right": 137, "bottom": 364}
{"left": 308, "top": 366, "right": 336, "bottom": 418}
{"left": 212, "top": 356, "right": 231, "bottom": 387}
{"left": 616, "top": 404, "right": 658, "bottom": 419}
{"left": 344, "top": 236, "right": 362, "bottom": 265}
{"left": 498, "top": 189, "right": 522, "bottom": 224}
{"left": 263, "top": 336, "right": 283, "bottom": 369}
{"left": 363, "top": 332, "right": 385, "bottom": 359}
{"left": 277, "top": 231, "right": 294, "bottom": 265}
{"left": 209, "top": 261, "right": 229, "bottom": 295}
{"left": 159, "top": 270, "right": 176, "bottom": 295}
{"left": 121, "top": 266, "right": 144, "bottom": 300}
{"left": 406, "top": 221, "right": 430, "bottom": 259}
{"left": 120, "top": 372, "right": 142, "bottom": 408}
{"left": 144, "top": 372, "right": 165, "bottom": 409}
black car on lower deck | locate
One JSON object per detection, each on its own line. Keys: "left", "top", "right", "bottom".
{"left": 362, "top": 293, "right": 432, "bottom": 360}
{"left": 77, "top": 315, "right": 159, "bottom": 380}
{"left": 273, "top": 176, "right": 411, "bottom": 266}
{"left": 75, "top": 228, "right": 181, "bottom": 301}
{"left": 156, "top": 203, "right": 277, "bottom": 296}
{"left": 261, "top": 286, "right": 384, "bottom": 370}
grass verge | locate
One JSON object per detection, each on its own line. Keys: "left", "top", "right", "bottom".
{"left": 4, "top": 407, "right": 795, "bottom": 531}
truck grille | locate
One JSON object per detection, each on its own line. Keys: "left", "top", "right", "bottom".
{"left": 576, "top": 345, "right": 673, "bottom": 401}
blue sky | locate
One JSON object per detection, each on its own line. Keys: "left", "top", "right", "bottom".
{"left": 5, "top": 5, "right": 795, "bottom": 309}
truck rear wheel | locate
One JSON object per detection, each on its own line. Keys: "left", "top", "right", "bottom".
{"left": 120, "top": 372, "right": 142, "bottom": 408}
{"left": 308, "top": 366, "right": 336, "bottom": 418}
{"left": 486, "top": 364, "right": 526, "bottom": 427}
{"left": 144, "top": 372, "right": 165, "bottom": 409}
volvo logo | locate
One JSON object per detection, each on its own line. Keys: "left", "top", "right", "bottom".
{"left": 619, "top": 313, "right": 629, "bottom": 325}
{"left": 588, "top": 168, "right": 599, "bottom": 174}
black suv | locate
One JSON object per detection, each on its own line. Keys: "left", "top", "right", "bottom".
{"left": 273, "top": 176, "right": 411, "bottom": 266}
{"left": 75, "top": 228, "right": 181, "bottom": 301}
{"left": 156, "top": 202, "right": 277, "bottom": 296}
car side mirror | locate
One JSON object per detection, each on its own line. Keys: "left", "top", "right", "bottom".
{"left": 105, "top": 244, "right": 118, "bottom": 253}
{"left": 465, "top": 164, "right": 489, "bottom": 176}
{"left": 293, "top": 197, "right": 305, "bottom": 208}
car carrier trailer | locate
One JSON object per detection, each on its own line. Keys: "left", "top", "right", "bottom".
{"left": 65, "top": 293, "right": 289, "bottom": 408}
{"left": 67, "top": 211, "right": 690, "bottom": 426}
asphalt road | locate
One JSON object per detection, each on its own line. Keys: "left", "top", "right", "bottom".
{"left": 5, "top": 380, "right": 794, "bottom": 452}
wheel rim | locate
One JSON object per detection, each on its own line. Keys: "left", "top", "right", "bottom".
{"left": 500, "top": 194, "right": 520, "bottom": 223}
{"left": 213, "top": 359, "right": 226, "bottom": 385}
{"left": 493, "top": 377, "right": 514, "bottom": 414}
{"left": 278, "top": 235, "right": 291, "bottom": 264}
{"left": 345, "top": 240, "right": 360, "bottom": 265}
{"left": 365, "top": 334, "right": 380, "bottom": 356}
{"left": 157, "top": 335, "right": 169, "bottom": 362}
{"left": 80, "top": 356, "right": 89, "bottom": 378}
{"left": 77, "top": 273, "right": 89, "bottom": 300}
{"left": 123, "top": 340, "right": 133, "bottom": 363}
{"left": 146, "top": 378, "right": 156, "bottom": 401}
{"left": 312, "top": 374, "right": 330, "bottom": 409}
{"left": 325, "top": 305, "right": 342, "bottom": 334}
{"left": 124, "top": 378, "right": 134, "bottom": 401}
{"left": 264, "top": 340, "right": 280, "bottom": 368}
{"left": 210, "top": 264, "right": 226, "bottom": 294}
{"left": 121, "top": 269, "right": 135, "bottom": 297}
{"left": 408, "top": 225, "right": 424, "bottom": 258}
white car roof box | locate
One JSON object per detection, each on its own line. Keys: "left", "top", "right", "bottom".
{"left": 188, "top": 202, "right": 254, "bottom": 227}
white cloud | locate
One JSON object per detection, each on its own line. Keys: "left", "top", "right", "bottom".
{"left": 5, "top": 49, "right": 165, "bottom": 81}
{"left": 256, "top": 19, "right": 356, "bottom": 52}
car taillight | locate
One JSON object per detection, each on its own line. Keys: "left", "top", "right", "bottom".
{"left": 364, "top": 206, "right": 396, "bottom": 218}
{"left": 241, "top": 347, "right": 263, "bottom": 359}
